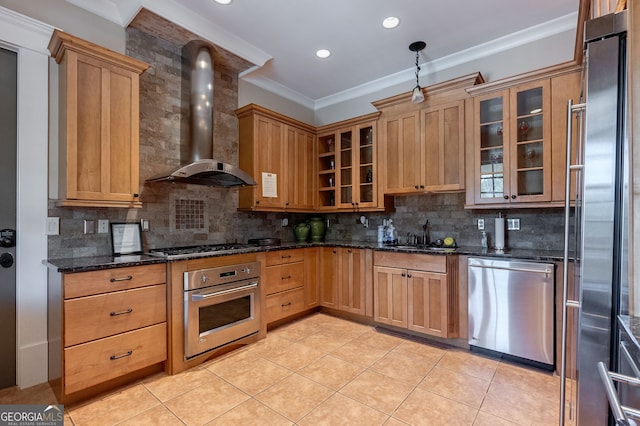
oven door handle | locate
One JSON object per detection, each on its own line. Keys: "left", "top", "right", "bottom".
{"left": 191, "top": 281, "right": 258, "bottom": 300}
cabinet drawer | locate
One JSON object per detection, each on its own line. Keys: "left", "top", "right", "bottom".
{"left": 373, "top": 252, "right": 447, "bottom": 273}
{"left": 265, "top": 287, "right": 305, "bottom": 323}
{"left": 64, "top": 323, "right": 166, "bottom": 394}
{"left": 265, "top": 249, "right": 305, "bottom": 266}
{"left": 64, "top": 264, "right": 166, "bottom": 299}
{"left": 265, "top": 262, "right": 304, "bottom": 295}
{"left": 64, "top": 284, "right": 166, "bottom": 346}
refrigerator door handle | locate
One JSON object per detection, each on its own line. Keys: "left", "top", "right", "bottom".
{"left": 597, "top": 361, "right": 640, "bottom": 425}
{"left": 560, "top": 98, "right": 586, "bottom": 425}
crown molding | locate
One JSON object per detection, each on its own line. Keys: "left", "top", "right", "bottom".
{"left": 66, "top": 0, "right": 271, "bottom": 67}
{"left": 0, "top": 6, "right": 55, "bottom": 54}
{"left": 314, "top": 11, "right": 578, "bottom": 110}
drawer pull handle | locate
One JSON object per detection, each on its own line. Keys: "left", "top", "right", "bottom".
{"left": 281, "top": 275, "right": 292, "bottom": 280}
{"left": 281, "top": 255, "right": 292, "bottom": 259}
{"left": 110, "top": 275, "right": 133, "bottom": 283}
{"left": 281, "top": 302, "right": 292, "bottom": 307}
{"left": 110, "top": 350, "right": 133, "bottom": 360}
{"left": 110, "top": 308, "right": 133, "bottom": 316}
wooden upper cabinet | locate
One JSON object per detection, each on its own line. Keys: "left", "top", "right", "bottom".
{"left": 49, "top": 30, "right": 149, "bottom": 208}
{"left": 237, "top": 104, "right": 315, "bottom": 212}
{"left": 374, "top": 73, "right": 483, "bottom": 196}
{"left": 380, "top": 111, "right": 421, "bottom": 194}
{"left": 285, "top": 126, "right": 316, "bottom": 210}
{"left": 465, "top": 62, "right": 583, "bottom": 208}
{"left": 422, "top": 100, "right": 466, "bottom": 192}
{"left": 316, "top": 113, "right": 383, "bottom": 212}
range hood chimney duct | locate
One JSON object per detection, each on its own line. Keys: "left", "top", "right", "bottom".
{"left": 146, "top": 40, "right": 256, "bottom": 187}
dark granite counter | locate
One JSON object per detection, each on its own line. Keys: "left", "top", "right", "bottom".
{"left": 45, "top": 241, "right": 568, "bottom": 273}
{"left": 43, "top": 254, "right": 167, "bottom": 273}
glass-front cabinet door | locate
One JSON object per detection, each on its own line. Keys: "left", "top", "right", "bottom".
{"left": 317, "top": 133, "right": 336, "bottom": 208}
{"left": 473, "top": 81, "right": 551, "bottom": 205}
{"left": 509, "top": 81, "right": 551, "bottom": 202}
{"left": 338, "top": 129, "right": 353, "bottom": 208}
{"left": 356, "top": 122, "right": 377, "bottom": 209}
{"left": 475, "top": 90, "right": 509, "bottom": 204}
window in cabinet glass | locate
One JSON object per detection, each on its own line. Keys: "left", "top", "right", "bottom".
{"left": 480, "top": 148, "right": 504, "bottom": 199}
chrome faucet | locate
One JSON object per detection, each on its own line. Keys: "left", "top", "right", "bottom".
{"left": 423, "top": 220, "right": 430, "bottom": 245}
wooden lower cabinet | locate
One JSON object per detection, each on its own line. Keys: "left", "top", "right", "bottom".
{"left": 264, "top": 248, "right": 316, "bottom": 324}
{"left": 407, "top": 270, "right": 450, "bottom": 335}
{"left": 319, "top": 247, "right": 339, "bottom": 309}
{"left": 320, "top": 247, "right": 373, "bottom": 317}
{"left": 373, "top": 252, "right": 459, "bottom": 338}
{"left": 48, "top": 263, "right": 167, "bottom": 402}
{"left": 373, "top": 266, "right": 408, "bottom": 328}
{"left": 64, "top": 323, "right": 166, "bottom": 394}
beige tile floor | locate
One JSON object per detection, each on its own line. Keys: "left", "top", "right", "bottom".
{"left": 0, "top": 313, "right": 568, "bottom": 425}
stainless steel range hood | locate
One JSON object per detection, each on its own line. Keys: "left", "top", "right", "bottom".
{"left": 145, "top": 41, "right": 256, "bottom": 188}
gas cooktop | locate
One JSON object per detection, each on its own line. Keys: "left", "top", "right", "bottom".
{"left": 147, "top": 243, "right": 259, "bottom": 259}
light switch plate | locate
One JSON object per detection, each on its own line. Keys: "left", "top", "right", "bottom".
{"left": 507, "top": 218, "right": 521, "bottom": 230}
{"left": 84, "top": 220, "right": 96, "bottom": 234}
{"left": 477, "top": 219, "right": 485, "bottom": 230}
{"left": 46, "top": 217, "right": 60, "bottom": 235}
{"left": 98, "top": 219, "right": 109, "bottom": 234}
{"left": 140, "top": 219, "right": 150, "bottom": 231}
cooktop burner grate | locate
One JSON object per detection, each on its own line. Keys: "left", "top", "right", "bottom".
{"left": 148, "top": 243, "right": 256, "bottom": 258}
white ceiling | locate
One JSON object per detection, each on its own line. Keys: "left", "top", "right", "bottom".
{"left": 67, "top": 0, "right": 579, "bottom": 109}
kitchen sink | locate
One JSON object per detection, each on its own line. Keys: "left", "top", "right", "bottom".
{"left": 392, "top": 244, "right": 457, "bottom": 251}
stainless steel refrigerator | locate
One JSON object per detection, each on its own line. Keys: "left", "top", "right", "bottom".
{"left": 560, "top": 9, "right": 638, "bottom": 426}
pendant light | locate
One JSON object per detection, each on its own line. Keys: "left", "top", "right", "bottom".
{"left": 409, "top": 41, "right": 426, "bottom": 104}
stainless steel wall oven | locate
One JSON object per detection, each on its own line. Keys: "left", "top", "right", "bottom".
{"left": 184, "top": 261, "right": 261, "bottom": 359}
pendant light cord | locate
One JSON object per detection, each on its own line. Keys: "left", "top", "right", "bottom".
{"left": 414, "top": 50, "right": 421, "bottom": 88}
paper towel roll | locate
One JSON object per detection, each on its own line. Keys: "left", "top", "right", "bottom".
{"left": 495, "top": 217, "right": 505, "bottom": 250}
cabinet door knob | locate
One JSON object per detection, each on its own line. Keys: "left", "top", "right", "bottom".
{"left": 511, "top": 195, "right": 517, "bottom": 199}
{"left": 133, "top": 193, "right": 139, "bottom": 198}
{"left": 414, "top": 185, "right": 419, "bottom": 190}
{"left": 419, "top": 185, "right": 424, "bottom": 189}
{"left": 407, "top": 273, "right": 412, "bottom": 278}
{"left": 503, "top": 195, "right": 509, "bottom": 199}
{"left": 401, "top": 272, "right": 406, "bottom": 277}
{"left": 332, "top": 250, "right": 337, "bottom": 254}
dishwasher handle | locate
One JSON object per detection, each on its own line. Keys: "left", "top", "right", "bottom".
{"left": 468, "top": 262, "right": 553, "bottom": 275}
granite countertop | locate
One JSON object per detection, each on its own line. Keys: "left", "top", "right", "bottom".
{"left": 45, "top": 241, "right": 568, "bottom": 273}
{"left": 43, "top": 254, "right": 167, "bottom": 273}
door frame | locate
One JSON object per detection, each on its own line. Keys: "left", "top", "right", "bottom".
{"left": 0, "top": 7, "right": 52, "bottom": 388}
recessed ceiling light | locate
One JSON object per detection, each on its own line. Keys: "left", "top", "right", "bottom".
{"left": 215, "top": 0, "right": 232, "bottom": 4}
{"left": 316, "top": 49, "right": 331, "bottom": 59}
{"left": 382, "top": 16, "right": 400, "bottom": 29}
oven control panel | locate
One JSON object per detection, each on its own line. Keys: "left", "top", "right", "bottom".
{"left": 184, "top": 261, "right": 260, "bottom": 291}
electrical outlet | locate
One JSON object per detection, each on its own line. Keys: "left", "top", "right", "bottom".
{"left": 46, "top": 217, "right": 60, "bottom": 235}
{"left": 83, "top": 220, "right": 96, "bottom": 234}
{"left": 507, "top": 218, "right": 521, "bottom": 230}
{"left": 98, "top": 219, "right": 109, "bottom": 234}
{"left": 477, "top": 219, "right": 485, "bottom": 230}
{"left": 140, "top": 219, "right": 150, "bottom": 231}
{"left": 281, "top": 218, "right": 289, "bottom": 227}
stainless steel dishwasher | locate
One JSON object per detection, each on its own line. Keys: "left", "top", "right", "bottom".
{"left": 468, "top": 257, "right": 555, "bottom": 367}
